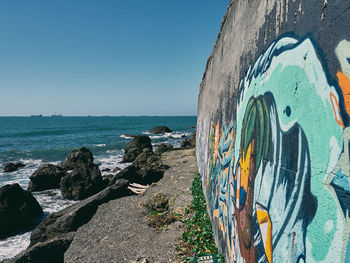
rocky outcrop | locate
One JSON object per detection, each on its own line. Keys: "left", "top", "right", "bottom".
{"left": 60, "top": 163, "right": 104, "bottom": 200}
{"left": 3, "top": 233, "right": 75, "bottom": 263}
{"left": 109, "top": 150, "right": 169, "bottom": 186}
{"left": 27, "top": 164, "right": 66, "bottom": 192}
{"left": 63, "top": 148, "right": 197, "bottom": 263}
{"left": 155, "top": 143, "right": 173, "bottom": 154}
{"left": 123, "top": 135, "right": 152, "bottom": 162}
{"left": 30, "top": 179, "right": 130, "bottom": 247}
{"left": 149, "top": 126, "right": 172, "bottom": 134}
{"left": 5, "top": 180, "right": 130, "bottom": 262}
{"left": 60, "top": 147, "right": 94, "bottom": 172}
{"left": 3, "top": 162, "right": 25, "bottom": 173}
{"left": 0, "top": 184, "right": 43, "bottom": 238}
{"left": 133, "top": 150, "right": 168, "bottom": 184}
{"left": 181, "top": 134, "right": 196, "bottom": 149}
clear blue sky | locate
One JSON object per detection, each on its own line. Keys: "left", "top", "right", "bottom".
{"left": 0, "top": 1, "right": 228, "bottom": 116}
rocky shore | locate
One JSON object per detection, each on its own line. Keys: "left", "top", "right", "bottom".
{"left": 2, "top": 130, "right": 197, "bottom": 263}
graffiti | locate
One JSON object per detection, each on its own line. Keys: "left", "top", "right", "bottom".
{"left": 197, "top": 36, "right": 350, "bottom": 262}
{"left": 336, "top": 40, "right": 350, "bottom": 116}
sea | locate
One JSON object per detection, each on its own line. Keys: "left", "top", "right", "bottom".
{"left": 0, "top": 116, "right": 196, "bottom": 261}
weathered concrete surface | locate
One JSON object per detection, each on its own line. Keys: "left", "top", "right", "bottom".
{"left": 197, "top": 0, "right": 350, "bottom": 262}
{"left": 64, "top": 149, "right": 197, "bottom": 263}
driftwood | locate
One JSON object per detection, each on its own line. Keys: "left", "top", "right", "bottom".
{"left": 128, "top": 183, "right": 149, "bottom": 195}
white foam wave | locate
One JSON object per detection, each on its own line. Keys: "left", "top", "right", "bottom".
{"left": 93, "top": 144, "right": 106, "bottom": 147}
{"left": 96, "top": 152, "right": 130, "bottom": 176}
{"left": 0, "top": 232, "right": 30, "bottom": 261}
{"left": 33, "top": 189, "right": 77, "bottom": 214}
{"left": 120, "top": 135, "right": 133, "bottom": 139}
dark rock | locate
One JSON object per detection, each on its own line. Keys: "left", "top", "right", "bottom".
{"left": 27, "top": 164, "right": 66, "bottom": 192}
{"left": 108, "top": 165, "right": 138, "bottom": 186}
{"left": 3, "top": 233, "right": 74, "bottom": 263}
{"left": 149, "top": 126, "right": 172, "bottom": 134}
{"left": 30, "top": 179, "right": 130, "bottom": 247}
{"left": 4, "top": 162, "right": 25, "bottom": 173}
{"left": 112, "top": 166, "right": 121, "bottom": 172}
{"left": 116, "top": 151, "right": 169, "bottom": 185}
{"left": 101, "top": 168, "right": 111, "bottom": 172}
{"left": 0, "top": 184, "right": 43, "bottom": 238}
{"left": 60, "top": 147, "right": 94, "bottom": 171}
{"left": 123, "top": 135, "right": 152, "bottom": 162}
{"left": 155, "top": 144, "right": 173, "bottom": 154}
{"left": 181, "top": 134, "right": 196, "bottom": 149}
{"left": 60, "top": 163, "right": 104, "bottom": 200}
{"left": 151, "top": 192, "right": 169, "bottom": 212}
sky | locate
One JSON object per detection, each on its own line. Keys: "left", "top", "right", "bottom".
{"left": 0, "top": 1, "right": 228, "bottom": 116}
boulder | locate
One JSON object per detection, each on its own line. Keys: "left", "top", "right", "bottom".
{"left": 115, "top": 151, "right": 169, "bottom": 185}
{"left": 60, "top": 147, "right": 94, "bottom": 171}
{"left": 149, "top": 126, "right": 172, "bottom": 134}
{"left": 27, "top": 164, "right": 66, "bottom": 192}
{"left": 181, "top": 134, "right": 196, "bottom": 149}
{"left": 101, "top": 168, "right": 111, "bottom": 172}
{"left": 60, "top": 163, "right": 104, "bottom": 200}
{"left": 3, "top": 233, "right": 75, "bottom": 263}
{"left": 30, "top": 179, "right": 130, "bottom": 247}
{"left": 3, "top": 162, "right": 25, "bottom": 173}
{"left": 123, "top": 135, "right": 152, "bottom": 162}
{"left": 151, "top": 192, "right": 169, "bottom": 212}
{"left": 6, "top": 179, "right": 130, "bottom": 262}
{"left": 113, "top": 166, "right": 121, "bottom": 172}
{"left": 155, "top": 144, "right": 173, "bottom": 154}
{"left": 0, "top": 184, "right": 43, "bottom": 238}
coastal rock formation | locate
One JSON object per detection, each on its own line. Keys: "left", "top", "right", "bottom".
{"left": 64, "top": 148, "right": 197, "bottom": 263}
{"left": 30, "top": 179, "right": 130, "bottom": 247}
{"left": 5, "top": 179, "right": 130, "bottom": 262}
{"left": 27, "top": 164, "right": 66, "bottom": 192}
{"left": 60, "top": 147, "right": 94, "bottom": 171}
{"left": 133, "top": 150, "right": 168, "bottom": 184}
{"left": 110, "top": 150, "right": 168, "bottom": 186}
{"left": 149, "top": 126, "right": 172, "bottom": 134}
{"left": 181, "top": 134, "right": 195, "bottom": 148}
{"left": 3, "top": 162, "right": 25, "bottom": 173}
{"left": 3, "top": 233, "right": 75, "bottom": 263}
{"left": 0, "top": 184, "right": 43, "bottom": 238}
{"left": 60, "top": 163, "right": 104, "bottom": 200}
{"left": 155, "top": 143, "right": 173, "bottom": 154}
{"left": 123, "top": 135, "right": 152, "bottom": 162}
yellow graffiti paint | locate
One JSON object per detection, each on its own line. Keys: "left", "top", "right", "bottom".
{"left": 256, "top": 208, "right": 272, "bottom": 263}
{"left": 239, "top": 143, "right": 252, "bottom": 192}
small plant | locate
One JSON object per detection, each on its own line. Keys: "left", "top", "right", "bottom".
{"left": 177, "top": 173, "right": 224, "bottom": 262}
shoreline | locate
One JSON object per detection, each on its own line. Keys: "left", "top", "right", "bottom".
{"left": 1, "top": 133, "right": 196, "bottom": 262}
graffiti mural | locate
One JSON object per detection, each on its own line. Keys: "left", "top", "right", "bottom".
{"left": 197, "top": 36, "right": 350, "bottom": 262}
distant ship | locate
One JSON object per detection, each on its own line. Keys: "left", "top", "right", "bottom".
{"left": 51, "top": 113, "right": 63, "bottom": 117}
{"left": 30, "top": 114, "right": 43, "bottom": 117}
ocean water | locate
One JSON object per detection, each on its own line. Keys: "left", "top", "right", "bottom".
{"left": 0, "top": 116, "right": 196, "bottom": 260}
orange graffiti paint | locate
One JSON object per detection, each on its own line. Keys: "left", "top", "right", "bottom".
{"left": 337, "top": 71, "right": 350, "bottom": 116}
{"left": 330, "top": 92, "right": 345, "bottom": 128}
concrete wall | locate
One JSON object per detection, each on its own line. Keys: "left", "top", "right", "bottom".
{"left": 196, "top": 0, "right": 350, "bottom": 262}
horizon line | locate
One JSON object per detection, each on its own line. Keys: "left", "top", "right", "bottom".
{"left": 0, "top": 115, "right": 198, "bottom": 117}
